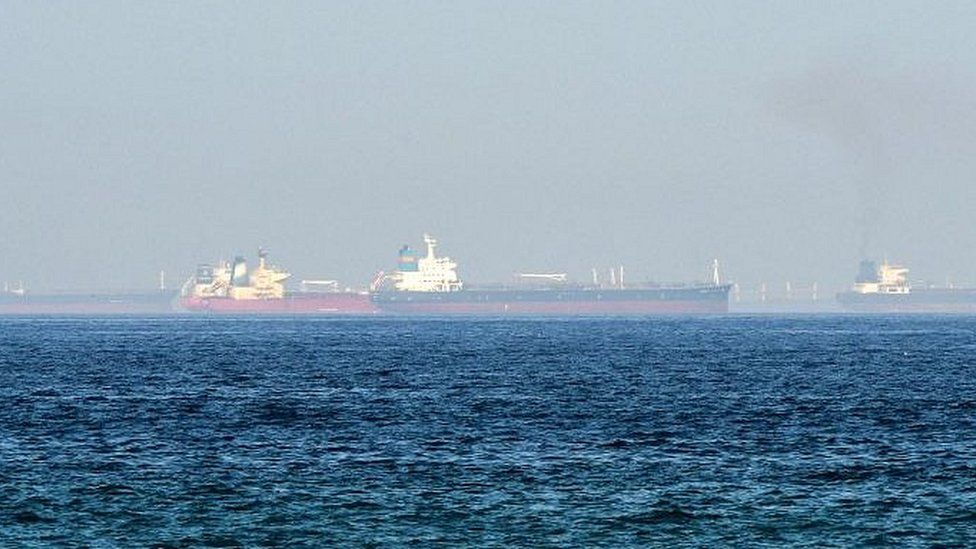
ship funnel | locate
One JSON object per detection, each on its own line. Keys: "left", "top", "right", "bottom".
{"left": 231, "top": 256, "right": 248, "bottom": 286}
{"left": 397, "top": 245, "right": 419, "bottom": 272}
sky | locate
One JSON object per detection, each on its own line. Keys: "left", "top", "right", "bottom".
{"left": 1, "top": 1, "right": 975, "bottom": 292}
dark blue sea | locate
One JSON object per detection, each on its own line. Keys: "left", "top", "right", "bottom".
{"left": 1, "top": 316, "right": 974, "bottom": 547}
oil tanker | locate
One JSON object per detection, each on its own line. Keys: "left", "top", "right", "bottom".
{"left": 369, "top": 235, "right": 731, "bottom": 315}
{"left": 836, "top": 260, "right": 976, "bottom": 313}
{"left": 179, "top": 250, "right": 375, "bottom": 314}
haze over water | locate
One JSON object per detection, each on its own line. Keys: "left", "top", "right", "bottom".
{"left": 2, "top": 2, "right": 976, "bottom": 292}
{"left": 3, "top": 7, "right": 975, "bottom": 548}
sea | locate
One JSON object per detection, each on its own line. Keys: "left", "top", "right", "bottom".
{"left": 0, "top": 315, "right": 974, "bottom": 547}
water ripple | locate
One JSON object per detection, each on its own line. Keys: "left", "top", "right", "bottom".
{"left": 0, "top": 316, "right": 974, "bottom": 546}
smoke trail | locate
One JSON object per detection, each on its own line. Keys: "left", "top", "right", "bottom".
{"left": 771, "top": 65, "right": 894, "bottom": 259}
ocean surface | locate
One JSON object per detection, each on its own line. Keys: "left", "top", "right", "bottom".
{"left": 0, "top": 316, "right": 974, "bottom": 547}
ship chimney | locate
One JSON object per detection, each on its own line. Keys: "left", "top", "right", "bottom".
{"left": 231, "top": 256, "right": 248, "bottom": 286}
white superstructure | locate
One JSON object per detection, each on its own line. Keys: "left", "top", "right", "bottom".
{"left": 853, "top": 261, "right": 910, "bottom": 295}
{"left": 2, "top": 281, "right": 26, "bottom": 296}
{"left": 184, "top": 249, "right": 291, "bottom": 300}
{"left": 390, "top": 234, "right": 463, "bottom": 292}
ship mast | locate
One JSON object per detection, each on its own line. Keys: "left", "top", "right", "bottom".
{"left": 423, "top": 234, "right": 437, "bottom": 259}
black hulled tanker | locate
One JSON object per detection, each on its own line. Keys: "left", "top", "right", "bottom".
{"left": 369, "top": 235, "right": 731, "bottom": 315}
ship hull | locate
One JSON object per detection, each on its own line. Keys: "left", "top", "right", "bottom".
{"left": 836, "top": 289, "right": 976, "bottom": 313}
{"left": 180, "top": 292, "right": 377, "bottom": 314}
{"left": 0, "top": 292, "right": 178, "bottom": 315}
{"left": 371, "top": 286, "right": 731, "bottom": 315}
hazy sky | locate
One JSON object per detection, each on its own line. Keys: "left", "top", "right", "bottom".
{"left": 2, "top": 1, "right": 975, "bottom": 291}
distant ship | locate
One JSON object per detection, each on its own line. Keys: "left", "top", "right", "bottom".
{"left": 179, "top": 249, "right": 375, "bottom": 314}
{"left": 836, "top": 260, "right": 976, "bottom": 313}
{"left": 0, "top": 281, "right": 177, "bottom": 314}
{"left": 369, "top": 234, "right": 731, "bottom": 315}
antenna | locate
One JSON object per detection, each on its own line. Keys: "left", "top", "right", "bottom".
{"left": 619, "top": 265, "right": 624, "bottom": 289}
{"left": 159, "top": 270, "right": 166, "bottom": 291}
{"left": 609, "top": 268, "right": 617, "bottom": 287}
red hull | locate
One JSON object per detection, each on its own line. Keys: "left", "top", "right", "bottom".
{"left": 180, "top": 294, "right": 377, "bottom": 314}
{"left": 375, "top": 300, "right": 728, "bottom": 315}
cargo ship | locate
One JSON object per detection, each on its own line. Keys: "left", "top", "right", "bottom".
{"left": 179, "top": 249, "right": 375, "bottom": 314}
{"left": 369, "top": 234, "right": 731, "bottom": 315}
{"left": 836, "top": 260, "right": 976, "bottom": 313}
{"left": 0, "top": 282, "right": 178, "bottom": 314}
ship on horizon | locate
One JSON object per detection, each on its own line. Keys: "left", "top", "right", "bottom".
{"left": 4, "top": 235, "right": 732, "bottom": 316}
{"left": 836, "top": 260, "right": 976, "bottom": 313}
{"left": 0, "top": 280, "right": 177, "bottom": 315}
{"left": 368, "top": 234, "right": 732, "bottom": 315}
{"left": 179, "top": 249, "right": 375, "bottom": 314}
